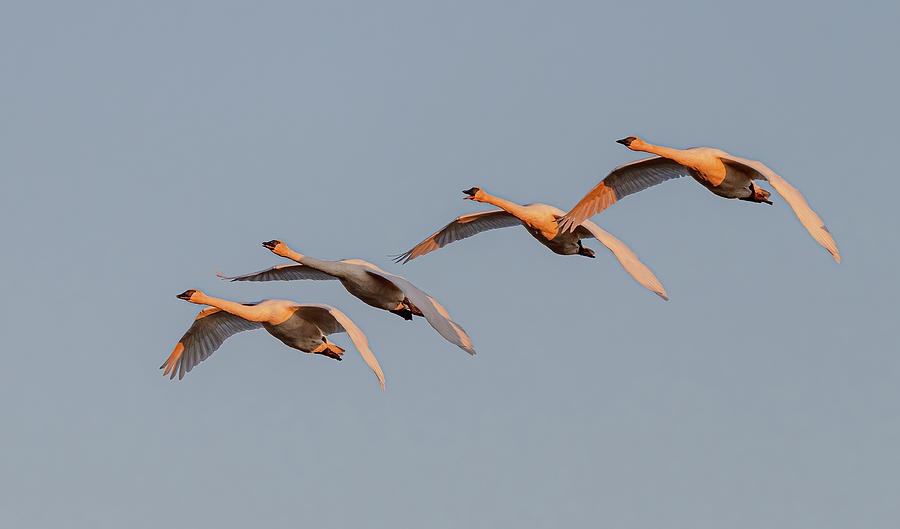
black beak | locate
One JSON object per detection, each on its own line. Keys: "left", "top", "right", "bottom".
{"left": 616, "top": 137, "right": 633, "bottom": 147}
{"left": 176, "top": 289, "right": 196, "bottom": 300}
{"left": 462, "top": 187, "right": 478, "bottom": 196}
{"left": 262, "top": 240, "right": 280, "bottom": 250}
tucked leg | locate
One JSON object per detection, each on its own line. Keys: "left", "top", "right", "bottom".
{"left": 389, "top": 306, "right": 413, "bottom": 320}
{"left": 739, "top": 182, "right": 773, "bottom": 205}
{"left": 403, "top": 298, "right": 424, "bottom": 317}
{"left": 577, "top": 240, "right": 596, "bottom": 258}
{"left": 310, "top": 340, "right": 344, "bottom": 361}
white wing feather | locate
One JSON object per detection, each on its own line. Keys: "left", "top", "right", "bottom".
{"left": 361, "top": 264, "right": 476, "bottom": 355}
{"left": 294, "top": 304, "right": 386, "bottom": 390}
{"left": 718, "top": 154, "right": 840, "bottom": 262}
{"left": 577, "top": 220, "right": 669, "bottom": 300}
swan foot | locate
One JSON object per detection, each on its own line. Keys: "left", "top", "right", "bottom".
{"left": 577, "top": 241, "right": 596, "bottom": 258}
{"left": 402, "top": 298, "right": 424, "bottom": 317}
{"left": 740, "top": 184, "right": 773, "bottom": 205}
{"left": 389, "top": 308, "right": 414, "bottom": 321}
{"left": 310, "top": 341, "right": 344, "bottom": 361}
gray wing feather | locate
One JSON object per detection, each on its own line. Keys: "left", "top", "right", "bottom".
{"left": 292, "top": 306, "right": 346, "bottom": 335}
{"left": 216, "top": 263, "right": 337, "bottom": 282}
{"left": 163, "top": 308, "right": 263, "bottom": 380}
{"left": 393, "top": 210, "right": 521, "bottom": 263}
{"left": 558, "top": 157, "right": 689, "bottom": 232}
{"left": 604, "top": 156, "right": 690, "bottom": 199}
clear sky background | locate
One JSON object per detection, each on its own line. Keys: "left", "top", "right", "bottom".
{"left": 2, "top": 1, "right": 898, "bottom": 527}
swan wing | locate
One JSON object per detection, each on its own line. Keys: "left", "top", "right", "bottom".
{"left": 558, "top": 157, "right": 689, "bottom": 232}
{"left": 161, "top": 306, "right": 263, "bottom": 380}
{"left": 216, "top": 263, "right": 337, "bottom": 282}
{"left": 361, "top": 265, "right": 476, "bottom": 355}
{"left": 293, "top": 304, "right": 386, "bottom": 390}
{"left": 393, "top": 209, "right": 520, "bottom": 263}
{"left": 718, "top": 154, "right": 840, "bottom": 262}
{"left": 576, "top": 220, "right": 669, "bottom": 300}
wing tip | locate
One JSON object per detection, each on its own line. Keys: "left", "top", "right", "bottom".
{"left": 388, "top": 252, "right": 412, "bottom": 264}
{"left": 373, "top": 368, "right": 386, "bottom": 391}
{"left": 161, "top": 343, "right": 184, "bottom": 378}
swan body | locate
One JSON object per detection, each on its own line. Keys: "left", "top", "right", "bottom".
{"left": 557, "top": 137, "right": 840, "bottom": 262}
{"left": 161, "top": 290, "right": 385, "bottom": 389}
{"left": 394, "top": 187, "right": 669, "bottom": 300}
{"left": 217, "top": 241, "right": 476, "bottom": 355}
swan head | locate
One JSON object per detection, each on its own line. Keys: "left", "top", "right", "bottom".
{"left": 262, "top": 239, "right": 289, "bottom": 256}
{"left": 176, "top": 289, "right": 203, "bottom": 302}
{"left": 462, "top": 187, "right": 486, "bottom": 201}
{"left": 615, "top": 136, "right": 644, "bottom": 150}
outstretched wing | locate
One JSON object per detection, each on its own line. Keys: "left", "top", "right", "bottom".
{"left": 359, "top": 264, "right": 476, "bottom": 355}
{"left": 161, "top": 307, "right": 263, "bottom": 380}
{"left": 558, "top": 157, "right": 689, "bottom": 232}
{"left": 576, "top": 220, "right": 669, "bottom": 300}
{"left": 718, "top": 154, "right": 840, "bottom": 262}
{"left": 216, "top": 263, "right": 337, "bottom": 282}
{"left": 293, "top": 304, "right": 386, "bottom": 390}
{"left": 393, "top": 210, "right": 521, "bottom": 263}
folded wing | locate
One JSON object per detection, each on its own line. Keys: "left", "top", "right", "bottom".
{"left": 393, "top": 210, "right": 521, "bottom": 263}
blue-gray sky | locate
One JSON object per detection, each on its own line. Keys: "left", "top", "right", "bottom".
{"left": 2, "top": 1, "right": 898, "bottom": 527}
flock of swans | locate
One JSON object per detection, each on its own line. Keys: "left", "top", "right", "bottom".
{"left": 164, "top": 137, "right": 840, "bottom": 389}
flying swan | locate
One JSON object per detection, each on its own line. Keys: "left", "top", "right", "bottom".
{"left": 393, "top": 187, "right": 669, "bottom": 300}
{"left": 217, "top": 241, "right": 476, "bottom": 355}
{"left": 161, "top": 289, "right": 386, "bottom": 390}
{"left": 557, "top": 137, "right": 840, "bottom": 262}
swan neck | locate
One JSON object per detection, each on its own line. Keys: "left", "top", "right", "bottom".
{"left": 195, "top": 295, "right": 268, "bottom": 322}
{"left": 480, "top": 193, "right": 526, "bottom": 218}
{"left": 635, "top": 142, "right": 683, "bottom": 161}
{"left": 289, "top": 254, "right": 347, "bottom": 278}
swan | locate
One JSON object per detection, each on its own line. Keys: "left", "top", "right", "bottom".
{"left": 393, "top": 187, "right": 669, "bottom": 300}
{"left": 161, "top": 289, "right": 385, "bottom": 389}
{"left": 216, "top": 241, "right": 476, "bottom": 355}
{"left": 557, "top": 137, "right": 840, "bottom": 262}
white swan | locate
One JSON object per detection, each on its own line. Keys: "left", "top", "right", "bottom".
{"left": 393, "top": 187, "right": 669, "bottom": 300}
{"left": 557, "top": 137, "right": 840, "bottom": 262}
{"left": 161, "top": 289, "right": 385, "bottom": 390}
{"left": 216, "top": 241, "right": 476, "bottom": 355}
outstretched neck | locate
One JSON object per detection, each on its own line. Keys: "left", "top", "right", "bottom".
{"left": 193, "top": 294, "right": 270, "bottom": 322}
{"left": 632, "top": 142, "right": 690, "bottom": 164}
{"left": 280, "top": 249, "right": 349, "bottom": 278}
{"left": 479, "top": 193, "right": 528, "bottom": 218}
